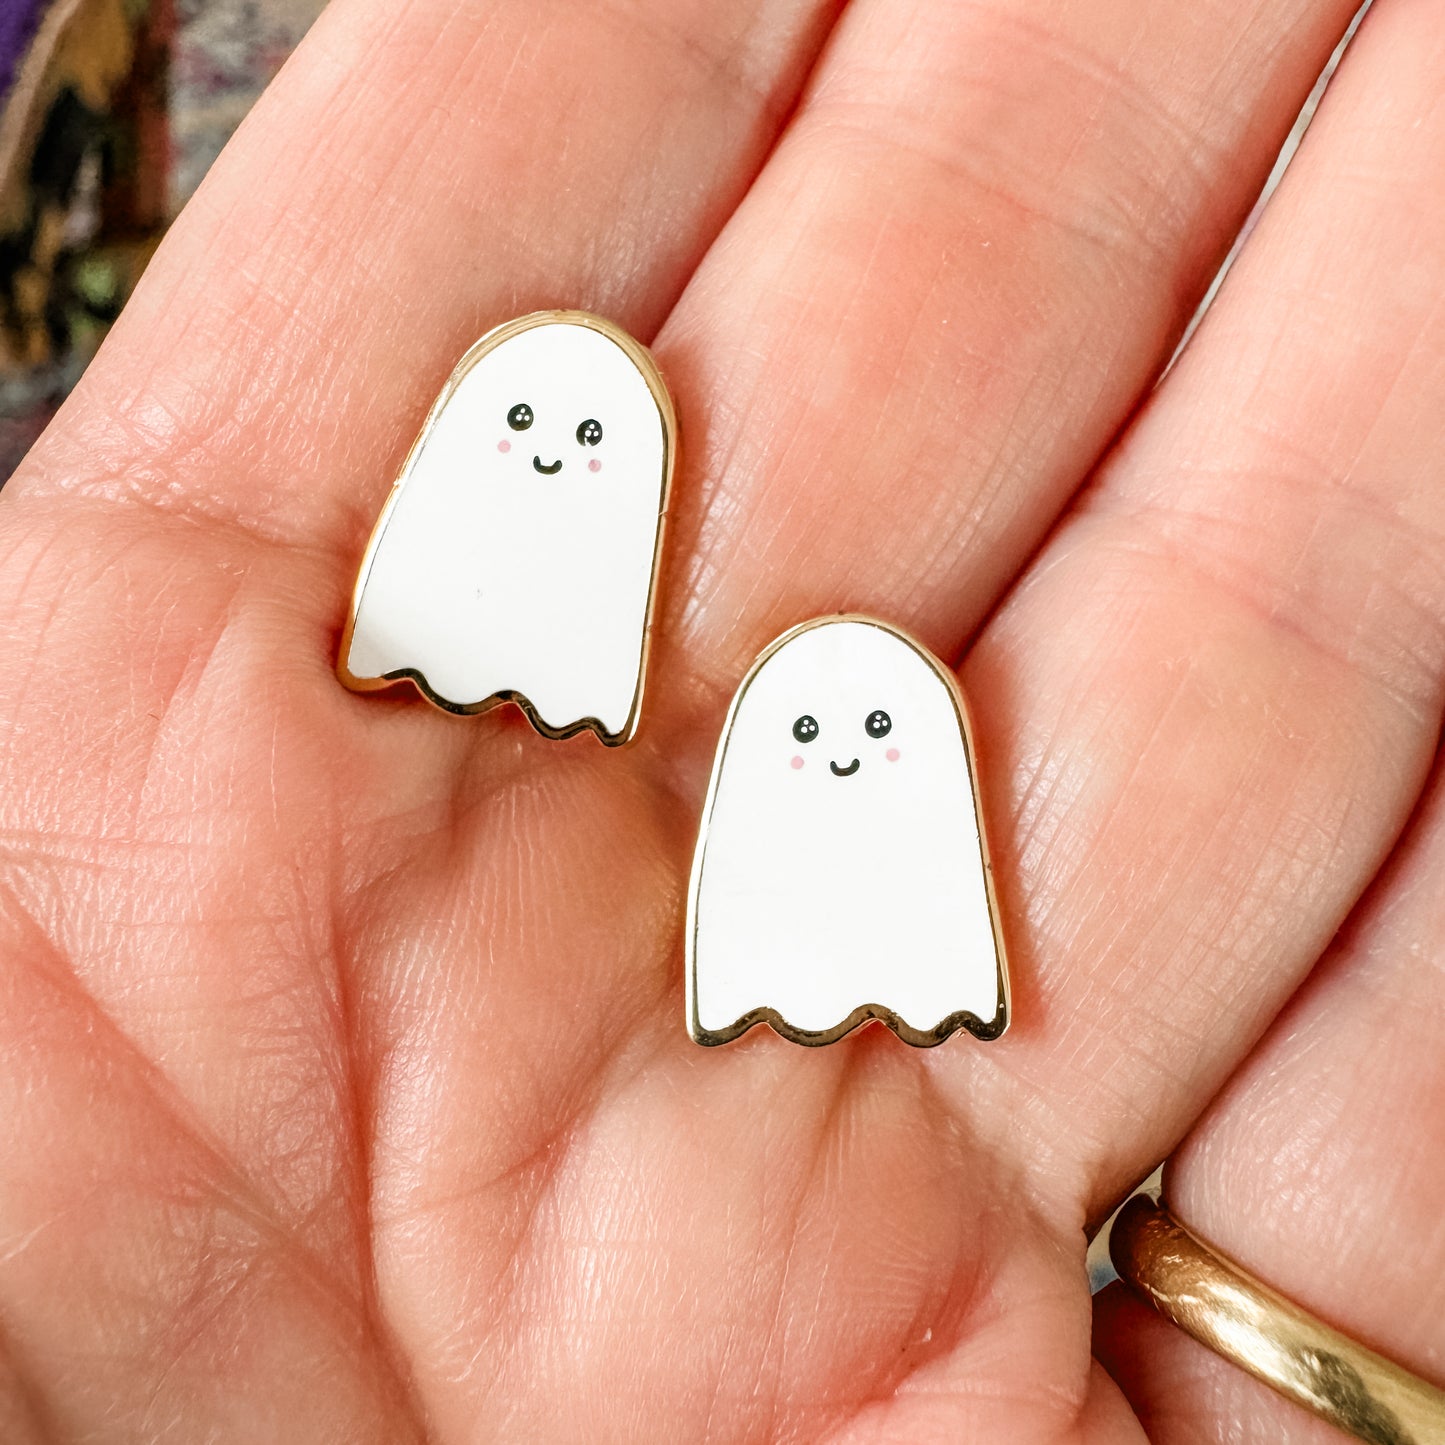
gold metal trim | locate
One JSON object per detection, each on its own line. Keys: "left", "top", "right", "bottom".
{"left": 336, "top": 308, "right": 678, "bottom": 747}
{"left": 1111, "top": 1194, "right": 1445, "bottom": 1444}
{"left": 685, "top": 614, "right": 1012, "bottom": 1048}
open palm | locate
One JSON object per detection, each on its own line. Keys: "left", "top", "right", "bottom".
{"left": 3, "top": 0, "right": 1443, "bottom": 1440}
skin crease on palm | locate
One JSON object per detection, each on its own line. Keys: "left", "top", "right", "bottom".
{"left": 2, "top": 0, "right": 1445, "bottom": 1436}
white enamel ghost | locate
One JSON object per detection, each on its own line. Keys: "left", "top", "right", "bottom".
{"left": 338, "top": 311, "right": 675, "bottom": 744}
{"left": 687, "top": 616, "right": 1010, "bottom": 1047}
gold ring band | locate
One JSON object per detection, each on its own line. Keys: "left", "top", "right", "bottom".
{"left": 1109, "top": 1194, "right": 1445, "bottom": 1444}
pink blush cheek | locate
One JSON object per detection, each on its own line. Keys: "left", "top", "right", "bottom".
{"left": 588, "top": 457, "right": 602, "bottom": 473}
{"left": 497, "top": 439, "right": 511, "bottom": 453}
{"left": 886, "top": 747, "right": 900, "bottom": 762}
{"left": 790, "top": 756, "right": 804, "bottom": 770}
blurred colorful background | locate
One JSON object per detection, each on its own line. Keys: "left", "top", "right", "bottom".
{"left": 0, "top": 0, "right": 325, "bottom": 480}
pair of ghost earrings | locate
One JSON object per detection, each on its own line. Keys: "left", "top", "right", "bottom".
{"left": 339, "top": 311, "right": 1010, "bottom": 1048}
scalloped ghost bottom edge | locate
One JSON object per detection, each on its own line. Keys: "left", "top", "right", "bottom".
{"left": 689, "top": 1001, "right": 1009, "bottom": 1049}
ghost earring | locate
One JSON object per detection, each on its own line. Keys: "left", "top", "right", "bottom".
{"left": 686, "top": 615, "right": 1011, "bottom": 1047}
{"left": 337, "top": 310, "right": 676, "bottom": 746}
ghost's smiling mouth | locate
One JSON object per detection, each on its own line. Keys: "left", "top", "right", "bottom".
{"left": 829, "top": 758, "right": 860, "bottom": 777}
{"left": 533, "top": 456, "right": 563, "bottom": 475}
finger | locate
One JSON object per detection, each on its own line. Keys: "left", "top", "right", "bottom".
{"left": 1097, "top": 751, "right": 1445, "bottom": 1435}
{"left": 647, "top": 0, "right": 1363, "bottom": 721}
{"left": 0, "top": 899, "right": 418, "bottom": 1440}
{"left": 7, "top": 0, "right": 842, "bottom": 546}
{"left": 953, "top": 0, "right": 1445, "bottom": 1214}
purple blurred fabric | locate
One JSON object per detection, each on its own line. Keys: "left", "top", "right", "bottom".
{"left": 0, "top": 0, "right": 48, "bottom": 106}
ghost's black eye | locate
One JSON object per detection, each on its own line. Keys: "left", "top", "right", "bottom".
{"left": 792, "top": 714, "right": 819, "bottom": 744}
{"left": 507, "top": 403, "right": 533, "bottom": 431}
{"left": 865, "top": 710, "right": 892, "bottom": 739}
{"left": 576, "top": 418, "right": 603, "bottom": 446}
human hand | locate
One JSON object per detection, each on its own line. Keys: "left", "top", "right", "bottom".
{"left": 1, "top": 0, "right": 1441, "bottom": 1439}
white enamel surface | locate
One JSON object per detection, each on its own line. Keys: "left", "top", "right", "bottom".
{"left": 343, "top": 319, "right": 667, "bottom": 738}
{"left": 688, "top": 619, "right": 1005, "bottom": 1042}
